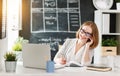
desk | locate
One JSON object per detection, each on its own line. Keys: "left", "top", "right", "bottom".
{"left": 0, "top": 62, "right": 120, "bottom": 76}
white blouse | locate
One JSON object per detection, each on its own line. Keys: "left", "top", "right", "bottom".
{"left": 54, "top": 38, "right": 94, "bottom": 65}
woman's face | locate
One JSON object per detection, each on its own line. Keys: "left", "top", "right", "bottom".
{"left": 79, "top": 26, "right": 92, "bottom": 42}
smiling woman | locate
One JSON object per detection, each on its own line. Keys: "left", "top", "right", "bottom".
{"left": 54, "top": 21, "right": 99, "bottom": 66}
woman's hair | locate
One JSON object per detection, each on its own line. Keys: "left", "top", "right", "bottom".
{"left": 76, "top": 21, "right": 99, "bottom": 49}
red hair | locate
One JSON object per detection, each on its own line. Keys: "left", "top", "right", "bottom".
{"left": 76, "top": 21, "right": 99, "bottom": 49}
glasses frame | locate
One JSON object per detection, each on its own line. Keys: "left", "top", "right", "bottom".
{"left": 80, "top": 28, "right": 93, "bottom": 38}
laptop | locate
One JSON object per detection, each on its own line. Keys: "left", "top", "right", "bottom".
{"left": 22, "top": 43, "right": 51, "bottom": 69}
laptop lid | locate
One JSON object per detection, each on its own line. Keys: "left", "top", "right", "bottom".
{"left": 22, "top": 43, "right": 51, "bottom": 69}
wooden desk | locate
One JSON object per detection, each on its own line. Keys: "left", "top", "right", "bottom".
{"left": 0, "top": 62, "right": 120, "bottom": 76}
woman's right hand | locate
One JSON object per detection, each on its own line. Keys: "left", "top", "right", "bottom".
{"left": 59, "top": 57, "right": 66, "bottom": 65}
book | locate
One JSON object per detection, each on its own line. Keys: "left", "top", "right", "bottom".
{"left": 55, "top": 61, "right": 83, "bottom": 69}
{"left": 66, "top": 61, "right": 83, "bottom": 67}
{"left": 86, "top": 64, "right": 112, "bottom": 72}
{"left": 102, "top": 14, "right": 110, "bottom": 34}
{"left": 55, "top": 64, "right": 66, "bottom": 69}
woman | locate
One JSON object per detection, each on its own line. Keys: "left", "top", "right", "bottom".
{"left": 54, "top": 21, "right": 99, "bottom": 66}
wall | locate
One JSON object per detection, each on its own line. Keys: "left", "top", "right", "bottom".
{"left": 0, "top": 0, "right": 7, "bottom": 39}
{"left": 19, "top": 0, "right": 30, "bottom": 40}
{"left": 0, "top": 0, "right": 6, "bottom": 71}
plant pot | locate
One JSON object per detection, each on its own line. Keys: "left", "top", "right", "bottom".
{"left": 116, "top": 3, "right": 120, "bottom": 10}
{"left": 15, "top": 51, "right": 22, "bottom": 61}
{"left": 102, "top": 46, "right": 117, "bottom": 56}
{"left": 5, "top": 61, "right": 17, "bottom": 72}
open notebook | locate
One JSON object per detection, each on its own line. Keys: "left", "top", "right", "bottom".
{"left": 55, "top": 61, "right": 83, "bottom": 69}
{"left": 86, "top": 64, "right": 112, "bottom": 72}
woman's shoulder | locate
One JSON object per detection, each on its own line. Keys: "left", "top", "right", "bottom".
{"left": 65, "top": 38, "right": 77, "bottom": 43}
{"left": 66, "top": 38, "right": 77, "bottom": 41}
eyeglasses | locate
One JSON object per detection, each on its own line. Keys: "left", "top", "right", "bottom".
{"left": 80, "top": 28, "right": 92, "bottom": 37}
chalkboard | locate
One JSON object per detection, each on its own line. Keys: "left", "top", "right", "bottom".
{"left": 31, "top": 0, "right": 81, "bottom": 33}
{"left": 30, "top": 32, "right": 76, "bottom": 44}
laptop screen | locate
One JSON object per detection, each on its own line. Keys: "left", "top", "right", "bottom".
{"left": 22, "top": 43, "right": 51, "bottom": 69}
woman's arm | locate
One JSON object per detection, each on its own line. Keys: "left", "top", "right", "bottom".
{"left": 81, "top": 45, "right": 94, "bottom": 66}
{"left": 53, "top": 39, "right": 71, "bottom": 64}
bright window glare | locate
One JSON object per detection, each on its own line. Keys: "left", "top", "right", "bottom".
{"left": 6, "top": 0, "right": 22, "bottom": 51}
{"left": 7, "top": 0, "right": 22, "bottom": 30}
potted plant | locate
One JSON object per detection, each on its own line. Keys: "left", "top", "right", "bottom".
{"left": 4, "top": 52, "right": 17, "bottom": 72}
{"left": 12, "top": 36, "right": 28, "bottom": 51}
{"left": 102, "top": 38, "right": 119, "bottom": 56}
{"left": 12, "top": 36, "right": 28, "bottom": 61}
{"left": 115, "top": 0, "right": 120, "bottom": 10}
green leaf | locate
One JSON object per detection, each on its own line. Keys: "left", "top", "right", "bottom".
{"left": 115, "top": 0, "right": 120, "bottom": 2}
{"left": 102, "top": 38, "right": 119, "bottom": 46}
{"left": 12, "top": 36, "right": 28, "bottom": 51}
{"left": 4, "top": 52, "right": 17, "bottom": 61}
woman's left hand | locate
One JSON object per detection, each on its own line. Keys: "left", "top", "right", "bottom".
{"left": 86, "top": 38, "right": 93, "bottom": 47}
